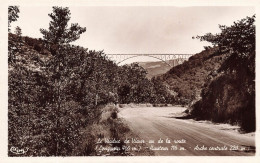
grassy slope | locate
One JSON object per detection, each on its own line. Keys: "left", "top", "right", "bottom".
{"left": 83, "top": 104, "right": 154, "bottom": 156}
{"left": 157, "top": 47, "right": 226, "bottom": 105}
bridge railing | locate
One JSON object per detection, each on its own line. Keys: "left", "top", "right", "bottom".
{"left": 106, "top": 54, "right": 193, "bottom": 67}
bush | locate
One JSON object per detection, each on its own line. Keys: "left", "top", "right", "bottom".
{"left": 191, "top": 15, "right": 255, "bottom": 132}
{"left": 111, "top": 111, "right": 118, "bottom": 119}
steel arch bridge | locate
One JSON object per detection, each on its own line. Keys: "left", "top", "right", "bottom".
{"left": 106, "top": 54, "right": 193, "bottom": 67}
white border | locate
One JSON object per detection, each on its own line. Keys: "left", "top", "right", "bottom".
{"left": 0, "top": 0, "right": 259, "bottom": 163}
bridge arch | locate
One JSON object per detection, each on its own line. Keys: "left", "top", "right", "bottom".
{"left": 118, "top": 55, "right": 172, "bottom": 67}
{"left": 107, "top": 54, "right": 192, "bottom": 67}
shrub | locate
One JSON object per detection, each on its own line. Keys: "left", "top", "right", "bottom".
{"left": 111, "top": 111, "right": 118, "bottom": 119}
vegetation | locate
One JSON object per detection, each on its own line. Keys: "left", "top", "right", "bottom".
{"left": 157, "top": 47, "right": 225, "bottom": 105}
{"left": 117, "top": 63, "right": 174, "bottom": 104}
{"left": 8, "top": 6, "right": 20, "bottom": 32}
{"left": 8, "top": 6, "right": 171, "bottom": 156}
{"left": 155, "top": 15, "right": 255, "bottom": 132}
{"left": 8, "top": 6, "right": 255, "bottom": 157}
{"left": 40, "top": 6, "right": 86, "bottom": 45}
{"left": 191, "top": 15, "right": 255, "bottom": 132}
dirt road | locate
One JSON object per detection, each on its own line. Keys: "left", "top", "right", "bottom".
{"left": 118, "top": 106, "right": 255, "bottom": 156}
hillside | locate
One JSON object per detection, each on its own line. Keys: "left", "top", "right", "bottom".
{"left": 8, "top": 33, "right": 174, "bottom": 156}
{"left": 157, "top": 15, "right": 255, "bottom": 133}
{"left": 190, "top": 15, "right": 255, "bottom": 132}
{"left": 156, "top": 47, "right": 225, "bottom": 105}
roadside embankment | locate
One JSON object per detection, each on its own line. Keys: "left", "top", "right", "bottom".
{"left": 79, "top": 104, "right": 154, "bottom": 156}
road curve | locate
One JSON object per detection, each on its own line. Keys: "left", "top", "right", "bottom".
{"left": 118, "top": 106, "right": 255, "bottom": 156}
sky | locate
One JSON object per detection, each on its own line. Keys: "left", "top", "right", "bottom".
{"left": 10, "top": 6, "right": 255, "bottom": 64}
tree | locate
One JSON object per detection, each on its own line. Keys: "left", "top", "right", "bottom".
{"left": 8, "top": 27, "right": 23, "bottom": 64}
{"left": 195, "top": 15, "right": 255, "bottom": 73}
{"left": 195, "top": 15, "right": 255, "bottom": 89}
{"left": 39, "top": 6, "right": 86, "bottom": 155}
{"left": 193, "top": 15, "right": 256, "bottom": 132}
{"left": 40, "top": 6, "right": 86, "bottom": 45}
{"left": 8, "top": 6, "right": 20, "bottom": 32}
{"left": 15, "top": 26, "right": 22, "bottom": 36}
{"left": 8, "top": 6, "right": 20, "bottom": 64}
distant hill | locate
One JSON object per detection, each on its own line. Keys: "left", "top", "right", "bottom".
{"left": 137, "top": 58, "right": 190, "bottom": 79}
{"left": 138, "top": 61, "right": 171, "bottom": 79}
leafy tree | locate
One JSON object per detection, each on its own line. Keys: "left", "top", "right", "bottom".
{"left": 195, "top": 15, "right": 255, "bottom": 75}
{"left": 38, "top": 6, "right": 87, "bottom": 155}
{"left": 15, "top": 26, "right": 22, "bottom": 36}
{"left": 40, "top": 6, "right": 86, "bottom": 45}
{"left": 8, "top": 6, "right": 20, "bottom": 63}
{"left": 192, "top": 15, "right": 255, "bottom": 132}
{"left": 8, "top": 6, "right": 20, "bottom": 32}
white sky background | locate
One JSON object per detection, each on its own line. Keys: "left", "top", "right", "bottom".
{"left": 10, "top": 6, "right": 255, "bottom": 64}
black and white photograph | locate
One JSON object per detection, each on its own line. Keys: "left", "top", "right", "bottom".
{"left": 1, "top": 0, "right": 259, "bottom": 161}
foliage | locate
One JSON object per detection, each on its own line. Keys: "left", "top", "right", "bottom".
{"left": 40, "top": 6, "right": 86, "bottom": 45}
{"left": 8, "top": 34, "right": 172, "bottom": 156}
{"left": 8, "top": 6, "right": 21, "bottom": 63}
{"left": 117, "top": 63, "right": 174, "bottom": 104}
{"left": 15, "top": 26, "right": 22, "bottom": 36}
{"left": 195, "top": 15, "right": 255, "bottom": 58}
{"left": 191, "top": 15, "right": 255, "bottom": 132}
{"left": 8, "top": 6, "right": 174, "bottom": 156}
{"left": 8, "top": 6, "right": 20, "bottom": 32}
{"left": 8, "top": 33, "right": 23, "bottom": 64}
{"left": 157, "top": 47, "right": 224, "bottom": 105}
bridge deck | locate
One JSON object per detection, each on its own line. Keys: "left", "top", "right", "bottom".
{"left": 106, "top": 54, "right": 193, "bottom": 67}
